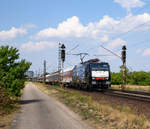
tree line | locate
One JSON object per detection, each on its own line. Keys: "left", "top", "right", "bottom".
{"left": 111, "top": 67, "right": 150, "bottom": 86}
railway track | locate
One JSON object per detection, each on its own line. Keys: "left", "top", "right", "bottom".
{"left": 67, "top": 85, "right": 150, "bottom": 102}
{"left": 67, "top": 86, "right": 150, "bottom": 102}
{"left": 105, "top": 88, "right": 150, "bottom": 102}
{"left": 66, "top": 86, "right": 150, "bottom": 119}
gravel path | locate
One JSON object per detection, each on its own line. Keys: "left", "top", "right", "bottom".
{"left": 11, "top": 83, "right": 94, "bottom": 129}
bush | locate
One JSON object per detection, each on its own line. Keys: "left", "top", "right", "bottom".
{"left": 111, "top": 70, "right": 150, "bottom": 86}
{"left": 0, "top": 46, "right": 31, "bottom": 96}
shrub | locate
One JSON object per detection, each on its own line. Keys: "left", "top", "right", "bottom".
{"left": 0, "top": 46, "right": 31, "bottom": 96}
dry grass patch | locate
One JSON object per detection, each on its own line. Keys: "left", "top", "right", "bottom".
{"left": 0, "top": 110, "right": 18, "bottom": 129}
{"left": 34, "top": 82, "right": 150, "bottom": 129}
{"left": 112, "top": 84, "right": 150, "bottom": 92}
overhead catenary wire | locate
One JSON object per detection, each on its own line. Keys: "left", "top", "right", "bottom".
{"left": 65, "top": 61, "right": 74, "bottom": 67}
{"left": 66, "top": 44, "right": 79, "bottom": 55}
{"left": 111, "top": 20, "right": 150, "bottom": 40}
{"left": 100, "top": 45, "right": 122, "bottom": 59}
{"left": 84, "top": 3, "right": 150, "bottom": 54}
{"left": 84, "top": 19, "right": 150, "bottom": 55}
{"left": 128, "top": 38, "right": 150, "bottom": 48}
{"left": 114, "top": 38, "right": 150, "bottom": 52}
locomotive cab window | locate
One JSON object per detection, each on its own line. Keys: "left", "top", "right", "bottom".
{"left": 90, "top": 63, "right": 109, "bottom": 71}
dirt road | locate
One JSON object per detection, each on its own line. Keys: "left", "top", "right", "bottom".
{"left": 11, "top": 82, "right": 93, "bottom": 129}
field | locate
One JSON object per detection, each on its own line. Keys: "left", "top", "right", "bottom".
{"left": 111, "top": 84, "right": 150, "bottom": 92}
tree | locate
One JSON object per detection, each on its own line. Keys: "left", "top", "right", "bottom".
{"left": 0, "top": 46, "right": 31, "bottom": 96}
{"left": 111, "top": 66, "right": 150, "bottom": 86}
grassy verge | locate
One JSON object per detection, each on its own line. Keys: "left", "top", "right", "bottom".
{"left": 34, "top": 82, "right": 150, "bottom": 129}
{"left": 0, "top": 87, "right": 20, "bottom": 129}
{"left": 111, "top": 84, "right": 150, "bottom": 92}
{"left": 0, "top": 110, "right": 18, "bottom": 129}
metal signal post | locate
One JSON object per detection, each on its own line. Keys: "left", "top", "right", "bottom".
{"left": 100, "top": 45, "right": 127, "bottom": 90}
{"left": 43, "top": 60, "right": 46, "bottom": 84}
{"left": 58, "top": 43, "right": 62, "bottom": 72}
{"left": 61, "top": 44, "right": 66, "bottom": 87}
{"left": 121, "top": 45, "right": 126, "bottom": 90}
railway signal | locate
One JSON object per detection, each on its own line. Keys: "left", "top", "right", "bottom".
{"left": 121, "top": 45, "right": 127, "bottom": 89}
{"left": 122, "top": 45, "right": 126, "bottom": 64}
{"left": 100, "top": 45, "right": 127, "bottom": 90}
{"left": 60, "top": 44, "right": 66, "bottom": 87}
{"left": 61, "top": 44, "right": 66, "bottom": 62}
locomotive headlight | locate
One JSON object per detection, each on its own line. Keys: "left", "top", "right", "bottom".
{"left": 92, "top": 81, "right": 96, "bottom": 84}
{"left": 106, "top": 81, "right": 110, "bottom": 85}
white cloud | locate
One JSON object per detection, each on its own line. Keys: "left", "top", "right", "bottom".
{"left": 20, "top": 41, "right": 57, "bottom": 52}
{"left": 142, "top": 48, "right": 150, "bottom": 56}
{"left": 35, "top": 14, "right": 150, "bottom": 41}
{"left": 36, "top": 16, "right": 87, "bottom": 39}
{"left": 114, "top": 0, "right": 144, "bottom": 13}
{"left": 0, "top": 27, "right": 27, "bottom": 41}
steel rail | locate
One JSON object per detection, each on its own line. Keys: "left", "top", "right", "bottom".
{"left": 105, "top": 88, "right": 150, "bottom": 102}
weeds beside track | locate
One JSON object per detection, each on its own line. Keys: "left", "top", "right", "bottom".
{"left": 34, "top": 82, "right": 150, "bottom": 129}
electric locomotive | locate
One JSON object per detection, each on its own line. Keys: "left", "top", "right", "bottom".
{"left": 72, "top": 58, "right": 111, "bottom": 90}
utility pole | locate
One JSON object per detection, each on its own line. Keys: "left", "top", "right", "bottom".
{"left": 121, "top": 45, "right": 126, "bottom": 90}
{"left": 43, "top": 60, "right": 46, "bottom": 83}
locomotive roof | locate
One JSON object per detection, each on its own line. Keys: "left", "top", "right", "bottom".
{"left": 73, "top": 61, "right": 109, "bottom": 68}
{"left": 83, "top": 61, "right": 109, "bottom": 65}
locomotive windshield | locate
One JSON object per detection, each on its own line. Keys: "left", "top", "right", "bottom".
{"left": 90, "top": 63, "right": 109, "bottom": 71}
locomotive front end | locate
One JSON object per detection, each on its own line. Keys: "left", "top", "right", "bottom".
{"left": 90, "top": 62, "right": 111, "bottom": 89}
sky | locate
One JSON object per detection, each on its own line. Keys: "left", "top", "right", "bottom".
{"left": 0, "top": 0, "right": 150, "bottom": 74}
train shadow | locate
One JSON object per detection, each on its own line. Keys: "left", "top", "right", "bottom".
{"left": 0, "top": 124, "right": 5, "bottom": 128}
{"left": 67, "top": 85, "right": 106, "bottom": 93}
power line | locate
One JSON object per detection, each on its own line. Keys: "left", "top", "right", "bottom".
{"left": 128, "top": 38, "right": 150, "bottom": 49}
{"left": 94, "top": 54, "right": 114, "bottom": 57}
{"left": 86, "top": 19, "right": 150, "bottom": 55}
{"left": 65, "top": 61, "right": 74, "bottom": 67}
{"left": 113, "top": 38, "right": 150, "bottom": 52}
{"left": 84, "top": 3, "right": 150, "bottom": 53}
{"left": 109, "top": 2, "right": 150, "bottom": 36}
{"left": 100, "top": 45, "right": 121, "bottom": 59}
{"left": 111, "top": 20, "right": 150, "bottom": 40}
{"left": 66, "top": 44, "right": 79, "bottom": 55}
